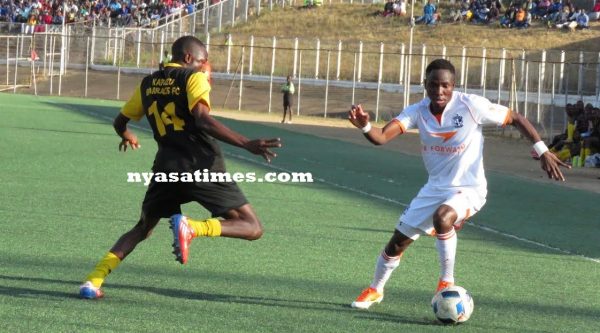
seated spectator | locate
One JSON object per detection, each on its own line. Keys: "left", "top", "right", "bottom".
{"left": 472, "top": 4, "right": 490, "bottom": 23}
{"left": 487, "top": 2, "right": 500, "bottom": 22}
{"left": 24, "top": 13, "right": 37, "bottom": 34}
{"left": 67, "top": 8, "right": 76, "bottom": 23}
{"left": 589, "top": 0, "right": 600, "bottom": 20}
{"left": 139, "top": 10, "right": 150, "bottom": 26}
{"left": 500, "top": 4, "right": 517, "bottom": 27}
{"left": 513, "top": 7, "right": 529, "bottom": 28}
{"left": 150, "top": 8, "right": 161, "bottom": 24}
{"left": 554, "top": 6, "right": 573, "bottom": 28}
{"left": 0, "top": 5, "right": 8, "bottom": 22}
{"left": 415, "top": 0, "right": 437, "bottom": 25}
{"left": 486, "top": 0, "right": 502, "bottom": 11}
{"left": 532, "top": 0, "right": 551, "bottom": 18}
{"left": 581, "top": 107, "right": 600, "bottom": 165}
{"left": 382, "top": 0, "right": 395, "bottom": 17}
{"left": 40, "top": 10, "right": 53, "bottom": 24}
{"left": 393, "top": 0, "right": 406, "bottom": 16}
{"left": 53, "top": 10, "right": 64, "bottom": 25}
{"left": 545, "top": 0, "right": 563, "bottom": 23}
{"left": 576, "top": 8, "right": 589, "bottom": 29}
{"left": 550, "top": 102, "right": 585, "bottom": 162}
{"left": 449, "top": 0, "right": 469, "bottom": 22}
{"left": 185, "top": 0, "right": 195, "bottom": 15}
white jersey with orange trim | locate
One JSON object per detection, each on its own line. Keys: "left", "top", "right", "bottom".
{"left": 394, "top": 91, "right": 510, "bottom": 190}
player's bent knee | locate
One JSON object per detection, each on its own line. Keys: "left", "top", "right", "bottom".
{"left": 432, "top": 205, "right": 457, "bottom": 232}
{"left": 245, "top": 221, "right": 263, "bottom": 241}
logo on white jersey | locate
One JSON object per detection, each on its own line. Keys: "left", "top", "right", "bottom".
{"left": 430, "top": 131, "right": 457, "bottom": 142}
{"left": 452, "top": 114, "right": 464, "bottom": 128}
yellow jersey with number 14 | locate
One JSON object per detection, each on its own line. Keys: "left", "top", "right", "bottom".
{"left": 120, "top": 63, "right": 225, "bottom": 173}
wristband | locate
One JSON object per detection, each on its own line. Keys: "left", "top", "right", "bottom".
{"left": 361, "top": 122, "right": 372, "bottom": 133}
{"left": 533, "top": 141, "right": 549, "bottom": 156}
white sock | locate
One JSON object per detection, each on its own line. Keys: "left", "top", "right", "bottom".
{"left": 370, "top": 251, "right": 401, "bottom": 293}
{"left": 435, "top": 228, "right": 457, "bottom": 283}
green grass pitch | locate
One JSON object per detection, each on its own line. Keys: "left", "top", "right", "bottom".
{"left": 1, "top": 93, "right": 599, "bottom": 332}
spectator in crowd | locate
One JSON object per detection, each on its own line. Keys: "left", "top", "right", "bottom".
{"left": 553, "top": 6, "right": 574, "bottom": 29}
{"left": 548, "top": 102, "right": 586, "bottom": 163}
{"left": 575, "top": 8, "right": 589, "bottom": 29}
{"left": 185, "top": 0, "right": 194, "bottom": 15}
{"left": 472, "top": 4, "right": 491, "bottom": 23}
{"left": 25, "top": 12, "right": 37, "bottom": 33}
{"left": 500, "top": 4, "right": 517, "bottom": 27}
{"left": 139, "top": 10, "right": 150, "bottom": 26}
{"left": 543, "top": 0, "right": 563, "bottom": 25}
{"left": 40, "top": 10, "right": 53, "bottom": 24}
{"left": 531, "top": 0, "right": 551, "bottom": 19}
{"left": 579, "top": 104, "right": 600, "bottom": 165}
{"left": 589, "top": 0, "right": 600, "bottom": 20}
{"left": 487, "top": 2, "right": 500, "bottom": 22}
{"left": 0, "top": 5, "right": 8, "bottom": 22}
{"left": 382, "top": 0, "right": 395, "bottom": 17}
{"left": 449, "top": 0, "right": 469, "bottom": 22}
{"left": 513, "top": 7, "right": 530, "bottom": 28}
{"left": 393, "top": 0, "right": 406, "bottom": 16}
{"left": 548, "top": 103, "right": 577, "bottom": 160}
{"left": 415, "top": 0, "right": 437, "bottom": 25}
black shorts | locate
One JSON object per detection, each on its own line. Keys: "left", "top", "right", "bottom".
{"left": 283, "top": 96, "right": 293, "bottom": 108}
{"left": 141, "top": 180, "right": 248, "bottom": 218}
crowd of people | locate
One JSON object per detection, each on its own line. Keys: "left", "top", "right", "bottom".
{"left": 0, "top": 0, "right": 203, "bottom": 32}
{"left": 545, "top": 100, "right": 600, "bottom": 167}
{"left": 376, "top": 0, "right": 599, "bottom": 30}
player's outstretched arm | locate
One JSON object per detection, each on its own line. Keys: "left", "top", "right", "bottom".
{"left": 348, "top": 104, "right": 403, "bottom": 145}
{"left": 191, "top": 103, "right": 282, "bottom": 163}
{"left": 507, "top": 111, "right": 570, "bottom": 181}
{"left": 113, "top": 113, "right": 141, "bottom": 152}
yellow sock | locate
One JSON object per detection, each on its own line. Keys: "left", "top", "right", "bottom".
{"left": 188, "top": 218, "right": 222, "bottom": 237}
{"left": 85, "top": 252, "right": 121, "bottom": 288}
{"left": 566, "top": 122, "right": 574, "bottom": 142}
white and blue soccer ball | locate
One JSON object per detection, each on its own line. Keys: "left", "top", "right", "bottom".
{"left": 431, "top": 286, "right": 474, "bottom": 324}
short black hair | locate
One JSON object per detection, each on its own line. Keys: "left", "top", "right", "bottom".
{"left": 425, "top": 59, "right": 456, "bottom": 77}
{"left": 171, "top": 36, "right": 207, "bottom": 62}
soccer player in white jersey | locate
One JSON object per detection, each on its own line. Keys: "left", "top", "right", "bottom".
{"left": 348, "top": 59, "right": 569, "bottom": 310}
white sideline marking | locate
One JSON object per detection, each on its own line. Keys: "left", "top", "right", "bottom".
{"left": 69, "top": 104, "right": 600, "bottom": 264}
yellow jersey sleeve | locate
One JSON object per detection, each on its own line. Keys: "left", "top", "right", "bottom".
{"left": 120, "top": 85, "right": 144, "bottom": 121}
{"left": 187, "top": 72, "right": 211, "bottom": 112}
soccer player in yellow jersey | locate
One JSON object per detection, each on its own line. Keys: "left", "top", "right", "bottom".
{"left": 80, "top": 36, "right": 282, "bottom": 299}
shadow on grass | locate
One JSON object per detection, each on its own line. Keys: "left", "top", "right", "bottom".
{"left": 0, "top": 273, "right": 435, "bottom": 326}
{"left": 0, "top": 272, "right": 598, "bottom": 331}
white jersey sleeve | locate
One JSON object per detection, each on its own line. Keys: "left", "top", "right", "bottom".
{"left": 461, "top": 94, "right": 510, "bottom": 127}
{"left": 394, "top": 102, "right": 421, "bottom": 132}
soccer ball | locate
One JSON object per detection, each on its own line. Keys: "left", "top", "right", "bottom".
{"left": 431, "top": 286, "right": 474, "bottom": 324}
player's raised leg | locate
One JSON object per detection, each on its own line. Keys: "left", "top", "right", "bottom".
{"left": 170, "top": 204, "right": 263, "bottom": 264}
{"left": 80, "top": 214, "right": 160, "bottom": 299}
{"left": 351, "top": 230, "right": 414, "bottom": 309}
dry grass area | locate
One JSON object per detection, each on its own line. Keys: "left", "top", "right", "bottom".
{"left": 222, "top": 3, "right": 600, "bottom": 53}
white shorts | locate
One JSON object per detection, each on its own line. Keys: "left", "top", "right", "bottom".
{"left": 396, "top": 185, "right": 486, "bottom": 240}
